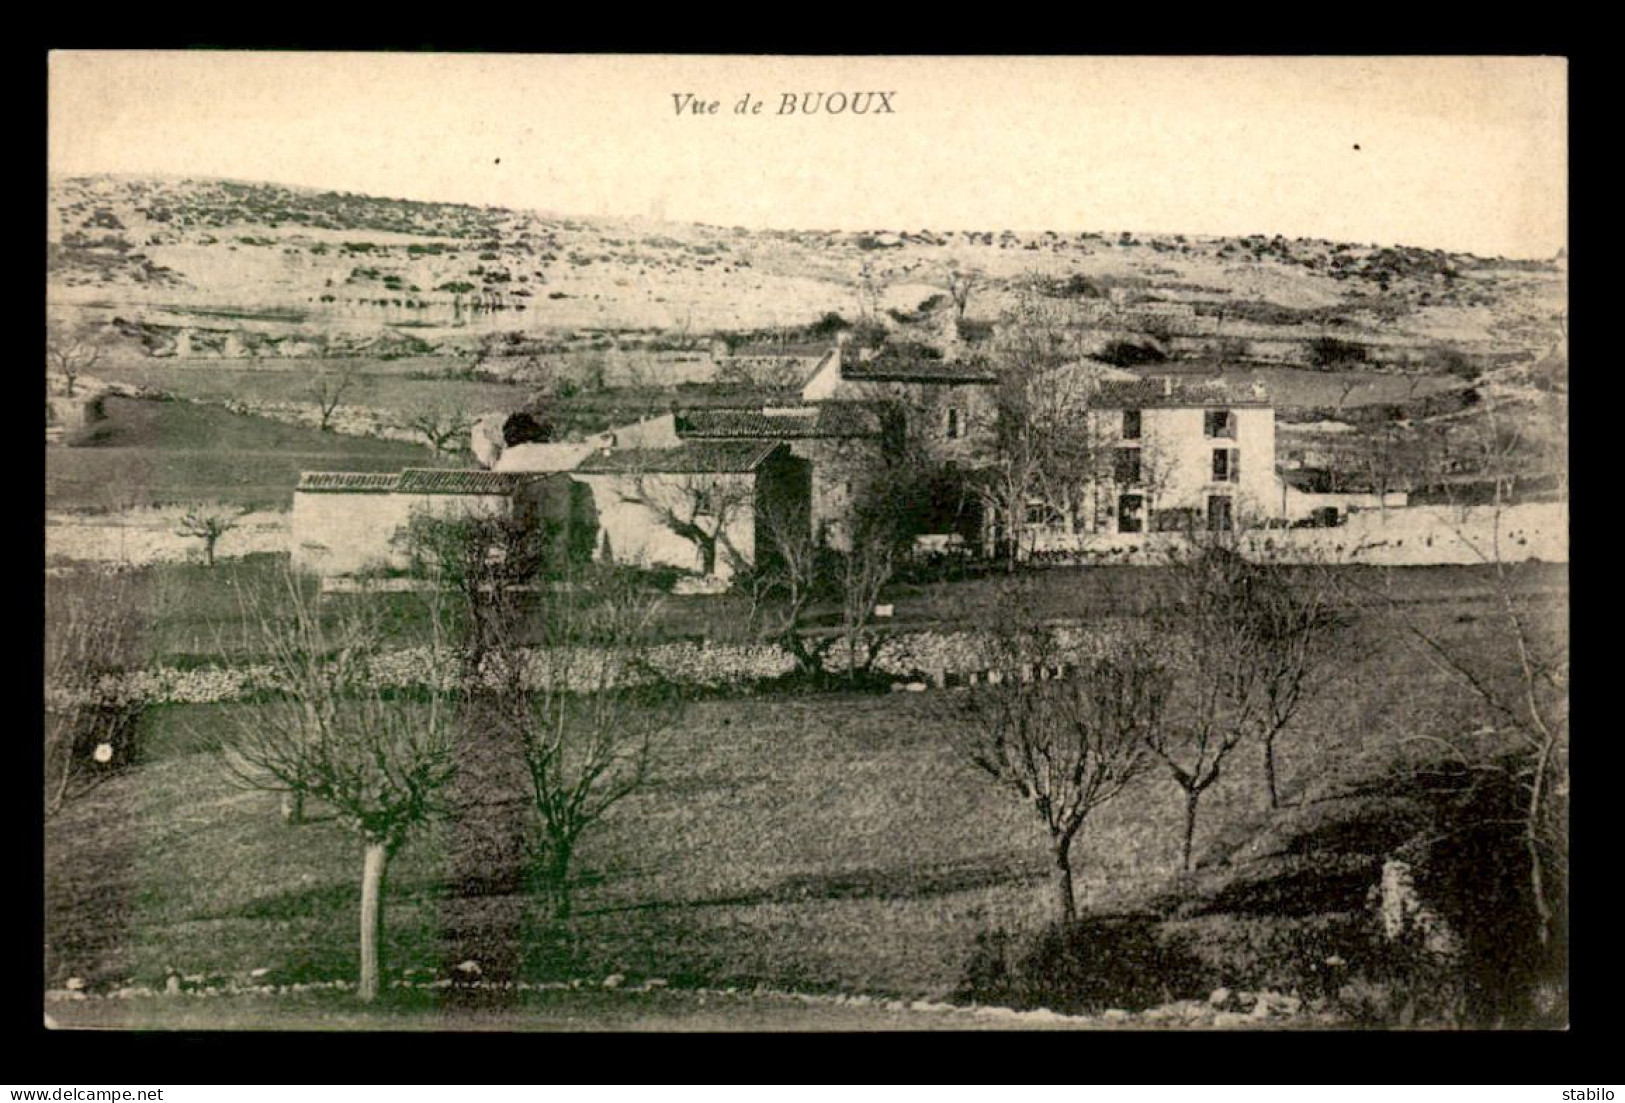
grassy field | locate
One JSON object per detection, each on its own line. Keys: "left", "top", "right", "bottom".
{"left": 91, "top": 357, "right": 534, "bottom": 420}
{"left": 45, "top": 566, "right": 1556, "bottom": 1027}
{"left": 46, "top": 396, "right": 445, "bottom": 511}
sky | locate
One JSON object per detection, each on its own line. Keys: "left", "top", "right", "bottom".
{"left": 48, "top": 53, "right": 1567, "bottom": 258}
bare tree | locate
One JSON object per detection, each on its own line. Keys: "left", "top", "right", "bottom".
{"left": 394, "top": 506, "right": 564, "bottom": 672}
{"left": 829, "top": 510, "right": 899, "bottom": 684}
{"left": 176, "top": 505, "right": 242, "bottom": 567}
{"left": 307, "top": 362, "right": 364, "bottom": 431}
{"left": 217, "top": 576, "right": 459, "bottom": 1001}
{"left": 855, "top": 259, "right": 886, "bottom": 322}
{"left": 1334, "top": 377, "right": 1364, "bottom": 415}
{"left": 1357, "top": 398, "right": 1568, "bottom": 958}
{"left": 974, "top": 301, "right": 1103, "bottom": 568}
{"left": 400, "top": 402, "right": 473, "bottom": 454}
{"left": 47, "top": 318, "right": 110, "bottom": 398}
{"left": 621, "top": 471, "right": 754, "bottom": 578}
{"left": 946, "top": 619, "right": 1169, "bottom": 923}
{"left": 752, "top": 494, "right": 831, "bottom": 677}
{"left": 489, "top": 568, "right": 682, "bottom": 920}
{"left": 1234, "top": 548, "right": 1341, "bottom": 810}
{"left": 946, "top": 265, "right": 982, "bottom": 321}
{"left": 1145, "top": 535, "right": 1329, "bottom": 868}
{"left": 44, "top": 569, "right": 144, "bottom": 816}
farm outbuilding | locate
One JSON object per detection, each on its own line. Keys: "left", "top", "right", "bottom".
{"left": 573, "top": 440, "right": 811, "bottom": 580}
{"left": 291, "top": 468, "right": 589, "bottom": 576}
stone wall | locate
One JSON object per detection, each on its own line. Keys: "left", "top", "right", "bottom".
{"left": 1023, "top": 500, "right": 1567, "bottom": 566}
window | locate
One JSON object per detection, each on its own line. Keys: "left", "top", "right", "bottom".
{"left": 945, "top": 407, "right": 961, "bottom": 439}
{"left": 1204, "top": 409, "right": 1235, "bottom": 439}
{"left": 1212, "top": 447, "right": 1240, "bottom": 483}
{"left": 1026, "top": 500, "right": 1064, "bottom": 528}
{"left": 1206, "top": 495, "right": 1234, "bottom": 532}
{"left": 1118, "top": 493, "right": 1145, "bottom": 534}
{"left": 1114, "top": 447, "right": 1142, "bottom": 485}
{"left": 1122, "top": 409, "right": 1142, "bottom": 440}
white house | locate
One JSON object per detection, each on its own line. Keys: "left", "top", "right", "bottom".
{"left": 1079, "top": 377, "right": 1284, "bottom": 535}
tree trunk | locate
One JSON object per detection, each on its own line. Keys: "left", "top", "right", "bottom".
{"left": 359, "top": 840, "right": 390, "bottom": 1002}
{"left": 1263, "top": 733, "right": 1280, "bottom": 811}
{"left": 1525, "top": 732, "right": 1558, "bottom": 949}
{"left": 281, "top": 790, "right": 304, "bottom": 826}
{"left": 1005, "top": 503, "right": 1020, "bottom": 574}
{"left": 551, "top": 842, "right": 575, "bottom": 921}
{"left": 700, "top": 538, "right": 717, "bottom": 577}
{"left": 1181, "top": 787, "right": 1201, "bottom": 872}
{"left": 1053, "top": 838, "right": 1077, "bottom": 924}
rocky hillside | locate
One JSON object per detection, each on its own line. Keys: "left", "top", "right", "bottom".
{"left": 48, "top": 175, "right": 1567, "bottom": 373}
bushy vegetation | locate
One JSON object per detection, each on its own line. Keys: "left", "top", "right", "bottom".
{"left": 959, "top": 916, "right": 1208, "bottom": 1013}
{"left": 1307, "top": 335, "right": 1369, "bottom": 370}
{"left": 1097, "top": 339, "right": 1167, "bottom": 367}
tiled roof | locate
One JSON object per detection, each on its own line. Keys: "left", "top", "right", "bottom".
{"left": 725, "top": 342, "right": 834, "bottom": 359}
{"left": 297, "top": 472, "right": 400, "bottom": 493}
{"left": 576, "top": 441, "right": 783, "bottom": 475}
{"left": 395, "top": 469, "right": 534, "bottom": 495}
{"left": 839, "top": 356, "right": 997, "bottom": 385}
{"left": 675, "top": 403, "right": 882, "bottom": 440}
{"left": 1092, "top": 378, "right": 1272, "bottom": 409}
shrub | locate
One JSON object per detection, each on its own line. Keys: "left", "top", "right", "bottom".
{"left": 1307, "top": 336, "right": 1368, "bottom": 369}
{"left": 957, "top": 916, "right": 1210, "bottom": 1013}
{"left": 1097, "top": 339, "right": 1167, "bottom": 367}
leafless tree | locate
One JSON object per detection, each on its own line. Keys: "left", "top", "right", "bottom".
{"left": 217, "top": 575, "right": 459, "bottom": 1002}
{"left": 47, "top": 318, "right": 111, "bottom": 398}
{"left": 622, "top": 471, "right": 754, "bottom": 578}
{"left": 487, "top": 568, "right": 682, "bottom": 920}
{"left": 307, "top": 362, "right": 364, "bottom": 431}
{"left": 1232, "top": 545, "right": 1341, "bottom": 810}
{"left": 855, "top": 259, "right": 886, "bottom": 322}
{"left": 945, "top": 616, "right": 1169, "bottom": 923}
{"left": 974, "top": 301, "right": 1104, "bottom": 568}
{"left": 1334, "top": 377, "right": 1365, "bottom": 416}
{"left": 829, "top": 510, "right": 899, "bottom": 684}
{"left": 946, "top": 265, "right": 982, "bottom": 321}
{"left": 1145, "top": 532, "right": 1336, "bottom": 866}
{"left": 752, "top": 495, "right": 830, "bottom": 676}
{"left": 394, "top": 506, "right": 564, "bottom": 672}
{"left": 44, "top": 569, "right": 144, "bottom": 816}
{"left": 1355, "top": 398, "right": 1568, "bottom": 959}
{"left": 176, "top": 505, "right": 243, "bottom": 567}
{"left": 400, "top": 401, "right": 473, "bottom": 454}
